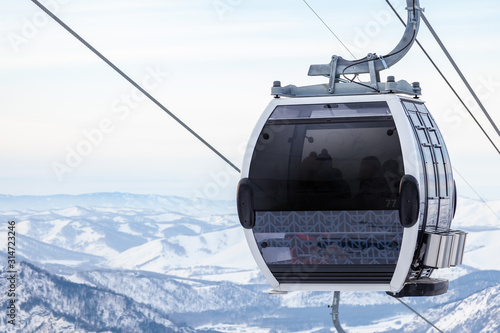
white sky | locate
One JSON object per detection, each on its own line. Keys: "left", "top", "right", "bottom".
{"left": 1, "top": 0, "right": 500, "bottom": 201}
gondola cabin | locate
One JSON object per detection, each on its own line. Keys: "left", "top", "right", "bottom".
{"left": 237, "top": 0, "right": 466, "bottom": 296}
{"left": 237, "top": 94, "right": 466, "bottom": 295}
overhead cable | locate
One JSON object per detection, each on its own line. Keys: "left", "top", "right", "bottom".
{"left": 394, "top": 298, "right": 444, "bottom": 333}
{"left": 301, "top": 0, "right": 357, "bottom": 59}
{"left": 421, "top": 12, "right": 500, "bottom": 139}
{"left": 31, "top": 0, "right": 241, "bottom": 173}
{"left": 384, "top": 0, "right": 500, "bottom": 155}
{"left": 453, "top": 167, "right": 500, "bottom": 222}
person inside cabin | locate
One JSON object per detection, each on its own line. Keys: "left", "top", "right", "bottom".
{"left": 313, "top": 149, "right": 351, "bottom": 209}
{"left": 354, "top": 156, "right": 392, "bottom": 209}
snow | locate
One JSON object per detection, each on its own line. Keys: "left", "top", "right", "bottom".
{"left": 66, "top": 273, "right": 97, "bottom": 287}
{"left": 41, "top": 219, "right": 72, "bottom": 243}
{"left": 198, "top": 239, "right": 257, "bottom": 270}
{"left": 147, "top": 212, "right": 186, "bottom": 222}
{"left": 196, "top": 324, "right": 272, "bottom": 332}
{"left": 0, "top": 192, "right": 498, "bottom": 332}
{"left": 462, "top": 229, "right": 500, "bottom": 271}
{"left": 53, "top": 207, "right": 86, "bottom": 217}
{"left": 39, "top": 260, "right": 88, "bottom": 266}
{"left": 109, "top": 238, "right": 169, "bottom": 270}
{"left": 117, "top": 222, "right": 142, "bottom": 236}
{"left": 394, "top": 284, "right": 500, "bottom": 332}
{"left": 341, "top": 314, "right": 414, "bottom": 333}
{"left": 431, "top": 265, "right": 476, "bottom": 281}
{"left": 453, "top": 197, "right": 500, "bottom": 229}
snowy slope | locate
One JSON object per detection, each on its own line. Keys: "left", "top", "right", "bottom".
{"left": 0, "top": 193, "right": 235, "bottom": 215}
{"left": 0, "top": 193, "right": 260, "bottom": 285}
{"left": 71, "top": 269, "right": 279, "bottom": 315}
{"left": 382, "top": 284, "right": 500, "bottom": 333}
{"left": 108, "top": 225, "right": 253, "bottom": 274}
{"left": 0, "top": 193, "right": 498, "bottom": 332}
{"left": 0, "top": 262, "right": 202, "bottom": 333}
{"left": 453, "top": 197, "right": 500, "bottom": 230}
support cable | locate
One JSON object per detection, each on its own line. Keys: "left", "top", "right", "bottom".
{"left": 301, "top": 0, "right": 357, "bottom": 59}
{"left": 31, "top": 0, "right": 241, "bottom": 173}
{"left": 394, "top": 298, "right": 444, "bottom": 333}
{"left": 421, "top": 12, "right": 500, "bottom": 139}
{"left": 384, "top": 0, "right": 500, "bottom": 155}
{"left": 453, "top": 167, "right": 500, "bottom": 222}
{"left": 329, "top": 291, "right": 444, "bottom": 333}
{"left": 386, "top": 0, "right": 500, "bottom": 221}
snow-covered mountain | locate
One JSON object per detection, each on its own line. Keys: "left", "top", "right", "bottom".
{"left": 0, "top": 193, "right": 234, "bottom": 215}
{"left": 379, "top": 276, "right": 500, "bottom": 333}
{"left": 0, "top": 193, "right": 498, "bottom": 332}
{"left": 0, "top": 262, "right": 207, "bottom": 333}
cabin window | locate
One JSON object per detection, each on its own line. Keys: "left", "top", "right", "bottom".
{"left": 403, "top": 101, "right": 454, "bottom": 231}
{"left": 250, "top": 103, "right": 404, "bottom": 211}
{"left": 250, "top": 102, "right": 404, "bottom": 269}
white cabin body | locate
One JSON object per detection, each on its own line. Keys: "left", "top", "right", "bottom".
{"left": 237, "top": 94, "right": 463, "bottom": 294}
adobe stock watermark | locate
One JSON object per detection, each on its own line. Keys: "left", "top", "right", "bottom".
{"left": 441, "top": 74, "right": 500, "bottom": 129}
{"left": 192, "top": 165, "right": 239, "bottom": 201}
{"left": 187, "top": 119, "right": 294, "bottom": 206}
{"left": 185, "top": 141, "right": 246, "bottom": 212}
{"left": 51, "top": 65, "right": 169, "bottom": 182}
{"left": 213, "top": 0, "right": 244, "bottom": 21}
{"left": 7, "top": 0, "right": 73, "bottom": 54}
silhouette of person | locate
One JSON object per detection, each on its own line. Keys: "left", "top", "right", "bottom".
{"left": 354, "top": 156, "right": 391, "bottom": 209}
{"left": 315, "top": 149, "right": 336, "bottom": 180}
{"left": 313, "top": 149, "right": 351, "bottom": 209}
{"left": 300, "top": 151, "right": 319, "bottom": 181}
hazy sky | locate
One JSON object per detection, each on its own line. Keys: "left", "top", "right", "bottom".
{"left": 1, "top": 0, "right": 500, "bottom": 201}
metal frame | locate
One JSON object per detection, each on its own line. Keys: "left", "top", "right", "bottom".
{"left": 271, "top": 0, "right": 422, "bottom": 98}
{"left": 330, "top": 292, "right": 346, "bottom": 333}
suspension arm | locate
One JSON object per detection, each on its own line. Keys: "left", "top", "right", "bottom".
{"left": 308, "top": 0, "right": 421, "bottom": 77}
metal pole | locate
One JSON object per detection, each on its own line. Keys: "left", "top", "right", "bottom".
{"left": 421, "top": 12, "right": 500, "bottom": 138}
{"left": 329, "top": 291, "right": 347, "bottom": 333}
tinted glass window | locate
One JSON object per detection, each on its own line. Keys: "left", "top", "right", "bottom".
{"left": 270, "top": 102, "right": 391, "bottom": 120}
{"left": 421, "top": 114, "right": 434, "bottom": 129}
{"left": 409, "top": 112, "right": 422, "bottom": 127}
{"left": 405, "top": 102, "right": 449, "bottom": 200}
{"left": 434, "top": 147, "right": 448, "bottom": 197}
{"left": 428, "top": 129, "right": 440, "bottom": 145}
{"left": 250, "top": 113, "right": 403, "bottom": 211}
{"left": 403, "top": 100, "right": 454, "bottom": 232}
{"left": 254, "top": 211, "right": 403, "bottom": 267}
{"left": 422, "top": 146, "right": 438, "bottom": 198}
{"left": 416, "top": 128, "right": 429, "bottom": 144}
{"left": 403, "top": 101, "right": 418, "bottom": 111}
{"left": 427, "top": 199, "right": 439, "bottom": 228}
{"left": 415, "top": 103, "right": 428, "bottom": 113}
{"left": 438, "top": 199, "right": 452, "bottom": 230}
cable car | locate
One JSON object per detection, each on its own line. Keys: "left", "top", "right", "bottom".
{"left": 237, "top": 0, "right": 466, "bottom": 297}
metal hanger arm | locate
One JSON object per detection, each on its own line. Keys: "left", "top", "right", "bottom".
{"left": 309, "top": 0, "right": 421, "bottom": 77}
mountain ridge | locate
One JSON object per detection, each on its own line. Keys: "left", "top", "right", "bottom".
{"left": 0, "top": 192, "right": 498, "bottom": 332}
